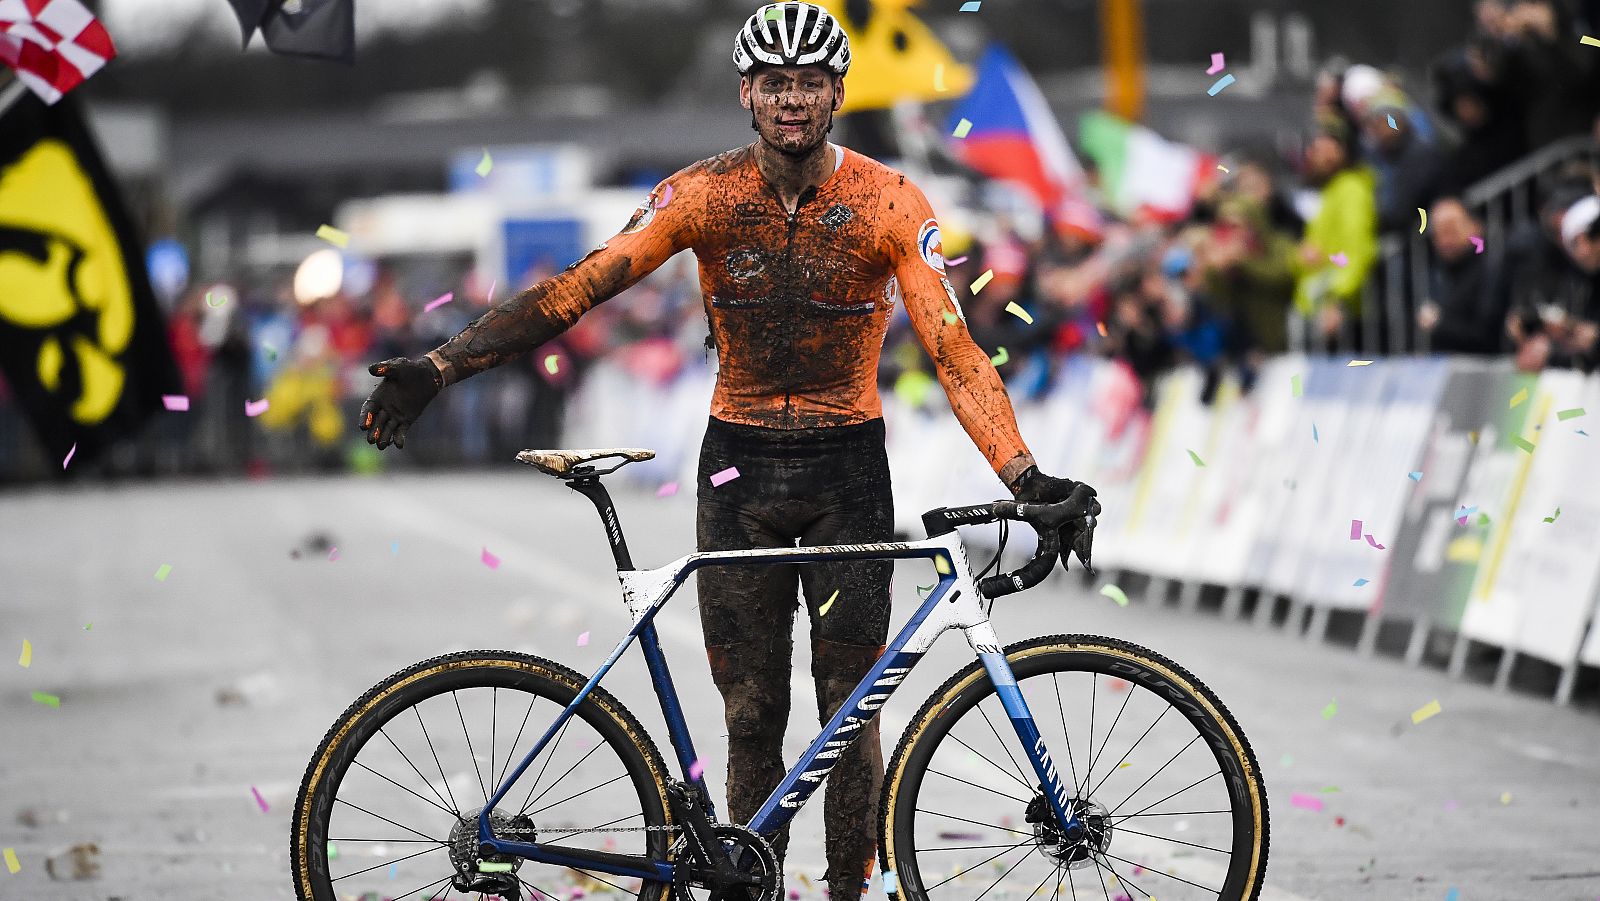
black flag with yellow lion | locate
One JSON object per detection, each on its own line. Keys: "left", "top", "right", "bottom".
{"left": 0, "top": 92, "right": 179, "bottom": 471}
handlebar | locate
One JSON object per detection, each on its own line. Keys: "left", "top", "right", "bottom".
{"left": 920, "top": 500, "right": 1074, "bottom": 599}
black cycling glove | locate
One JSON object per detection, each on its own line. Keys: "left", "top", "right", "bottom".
{"left": 358, "top": 357, "right": 442, "bottom": 450}
{"left": 1010, "top": 465, "right": 1101, "bottom": 572}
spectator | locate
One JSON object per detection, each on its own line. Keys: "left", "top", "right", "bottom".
{"left": 1201, "top": 195, "right": 1298, "bottom": 361}
{"left": 1294, "top": 115, "right": 1380, "bottom": 350}
{"left": 1431, "top": 39, "right": 1526, "bottom": 193}
{"left": 1362, "top": 91, "right": 1446, "bottom": 233}
{"left": 1418, "top": 198, "right": 1507, "bottom": 354}
{"left": 1506, "top": 194, "right": 1600, "bottom": 371}
{"left": 1495, "top": 0, "right": 1599, "bottom": 149}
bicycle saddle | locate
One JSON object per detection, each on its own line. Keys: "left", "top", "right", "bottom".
{"left": 516, "top": 447, "right": 656, "bottom": 477}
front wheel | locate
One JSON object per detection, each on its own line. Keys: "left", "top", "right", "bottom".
{"left": 880, "top": 635, "right": 1268, "bottom": 901}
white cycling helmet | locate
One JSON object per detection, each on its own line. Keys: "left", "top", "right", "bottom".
{"left": 733, "top": 2, "right": 851, "bottom": 76}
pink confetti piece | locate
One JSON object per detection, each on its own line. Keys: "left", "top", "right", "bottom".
{"left": 576, "top": 631, "right": 590, "bottom": 647}
{"left": 328, "top": 547, "right": 340, "bottom": 562}
{"left": 162, "top": 394, "right": 190, "bottom": 411}
{"left": 251, "top": 786, "right": 269, "bottom": 812}
{"left": 945, "top": 255, "right": 968, "bottom": 266}
{"left": 245, "top": 398, "right": 270, "bottom": 417}
{"left": 424, "top": 292, "right": 454, "bottom": 313}
{"left": 1290, "top": 792, "right": 1324, "bottom": 812}
{"left": 481, "top": 547, "right": 500, "bottom": 570}
{"left": 1329, "top": 252, "right": 1349, "bottom": 267}
{"left": 1443, "top": 799, "right": 1461, "bottom": 812}
{"left": 1469, "top": 236, "right": 1484, "bottom": 254}
{"left": 654, "top": 184, "right": 675, "bottom": 209}
{"left": 656, "top": 481, "right": 679, "bottom": 497}
{"left": 1364, "top": 533, "right": 1386, "bottom": 550}
{"left": 1206, "top": 52, "right": 1225, "bottom": 74}
{"left": 688, "top": 758, "right": 705, "bottom": 781}
{"left": 709, "top": 466, "right": 740, "bottom": 488}
{"left": 62, "top": 443, "right": 75, "bottom": 469}
{"left": 1349, "top": 519, "right": 1363, "bottom": 540}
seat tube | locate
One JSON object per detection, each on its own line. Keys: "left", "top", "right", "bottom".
{"left": 975, "top": 647, "right": 1079, "bottom": 832}
{"left": 637, "top": 622, "right": 716, "bottom": 819}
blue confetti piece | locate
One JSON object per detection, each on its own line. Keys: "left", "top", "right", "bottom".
{"left": 390, "top": 541, "right": 399, "bottom": 555}
{"left": 959, "top": 0, "right": 981, "bottom": 9}
{"left": 1408, "top": 471, "right": 1423, "bottom": 481}
{"left": 1206, "top": 73, "right": 1236, "bottom": 96}
{"left": 1353, "top": 578, "right": 1370, "bottom": 587}
{"left": 1312, "top": 422, "right": 1319, "bottom": 443}
{"left": 1578, "top": 429, "right": 1590, "bottom": 436}
{"left": 1386, "top": 114, "right": 1398, "bottom": 129}
{"left": 1445, "top": 889, "right": 1459, "bottom": 901}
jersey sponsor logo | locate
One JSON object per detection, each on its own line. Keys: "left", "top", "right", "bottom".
{"left": 725, "top": 247, "right": 765, "bottom": 279}
{"left": 917, "top": 218, "right": 945, "bottom": 272}
{"left": 940, "top": 276, "right": 967, "bottom": 323}
{"left": 820, "top": 203, "right": 854, "bottom": 230}
{"left": 733, "top": 201, "right": 767, "bottom": 223}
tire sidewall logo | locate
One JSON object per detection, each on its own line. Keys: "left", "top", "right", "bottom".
{"left": 917, "top": 218, "right": 945, "bottom": 272}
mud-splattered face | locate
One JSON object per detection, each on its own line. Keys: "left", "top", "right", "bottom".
{"left": 741, "top": 65, "right": 844, "bottom": 157}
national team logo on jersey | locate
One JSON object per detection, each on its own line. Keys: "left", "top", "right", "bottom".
{"left": 725, "top": 247, "right": 765, "bottom": 279}
{"left": 917, "top": 218, "right": 945, "bottom": 272}
{"left": 821, "top": 203, "right": 854, "bottom": 230}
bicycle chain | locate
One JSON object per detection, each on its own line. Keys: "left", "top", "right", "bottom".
{"left": 532, "top": 825, "right": 684, "bottom": 835}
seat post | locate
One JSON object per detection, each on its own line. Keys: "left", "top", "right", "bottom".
{"left": 565, "top": 474, "right": 635, "bottom": 571}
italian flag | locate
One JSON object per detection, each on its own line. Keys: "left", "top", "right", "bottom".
{"left": 1077, "top": 110, "right": 1217, "bottom": 223}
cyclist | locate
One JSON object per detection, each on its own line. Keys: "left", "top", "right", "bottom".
{"left": 358, "top": 4, "right": 1101, "bottom": 898}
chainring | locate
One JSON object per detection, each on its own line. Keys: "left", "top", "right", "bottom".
{"left": 671, "top": 825, "right": 782, "bottom": 901}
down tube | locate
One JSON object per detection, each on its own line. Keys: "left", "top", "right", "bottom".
{"left": 977, "top": 652, "right": 1080, "bottom": 833}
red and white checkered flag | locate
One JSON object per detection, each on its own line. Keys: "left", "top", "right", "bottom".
{"left": 0, "top": 0, "right": 116, "bottom": 105}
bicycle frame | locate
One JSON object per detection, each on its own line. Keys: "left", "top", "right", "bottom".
{"left": 476, "top": 478, "right": 1080, "bottom": 884}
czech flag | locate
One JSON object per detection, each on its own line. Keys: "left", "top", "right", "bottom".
{"left": 944, "top": 44, "right": 1085, "bottom": 213}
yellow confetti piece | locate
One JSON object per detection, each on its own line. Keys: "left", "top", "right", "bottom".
{"left": 1290, "top": 374, "right": 1303, "bottom": 397}
{"left": 1099, "top": 584, "right": 1129, "bottom": 606}
{"left": 1581, "top": 34, "right": 1600, "bottom": 47}
{"left": 543, "top": 354, "right": 560, "bottom": 375}
{"left": 1117, "top": 761, "right": 1132, "bottom": 769}
{"left": 934, "top": 554, "right": 952, "bottom": 575}
{"left": 1509, "top": 387, "right": 1528, "bottom": 409}
{"left": 154, "top": 563, "right": 172, "bottom": 582}
{"left": 1500, "top": 791, "right": 1512, "bottom": 804}
{"left": 315, "top": 224, "right": 349, "bottom": 248}
{"left": 989, "top": 346, "right": 1009, "bottom": 367}
{"left": 3, "top": 847, "right": 17, "bottom": 874}
{"left": 1417, "top": 208, "right": 1427, "bottom": 234}
{"left": 475, "top": 149, "right": 493, "bottom": 177}
{"left": 1004, "top": 301, "right": 1033, "bottom": 324}
{"left": 1216, "top": 164, "right": 1229, "bottom": 173}
{"left": 18, "top": 639, "right": 31, "bottom": 668}
{"left": 933, "top": 63, "right": 947, "bottom": 92}
{"left": 1410, "top": 699, "right": 1442, "bottom": 724}
{"left": 970, "top": 269, "right": 995, "bottom": 294}
{"left": 819, "top": 589, "right": 839, "bottom": 616}
{"left": 1186, "top": 449, "right": 1205, "bottom": 467}
{"left": 952, "top": 118, "right": 973, "bottom": 139}
{"left": 1347, "top": 359, "right": 1373, "bottom": 367}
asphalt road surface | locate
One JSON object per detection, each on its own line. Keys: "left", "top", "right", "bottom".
{"left": 2, "top": 472, "right": 1598, "bottom": 900}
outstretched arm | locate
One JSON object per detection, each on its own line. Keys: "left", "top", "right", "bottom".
{"left": 427, "top": 181, "right": 693, "bottom": 386}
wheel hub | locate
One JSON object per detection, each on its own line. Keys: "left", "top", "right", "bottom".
{"left": 1025, "top": 794, "right": 1112, "bottom": 870}
{"left": 447, "top": 806, "right": 537, "bottom": 895}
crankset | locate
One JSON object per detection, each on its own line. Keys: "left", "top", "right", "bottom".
{"left": 666, "top": 781, "right": 782, "bottom": 901}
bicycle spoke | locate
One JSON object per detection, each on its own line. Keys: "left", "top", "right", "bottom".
{"left": 453, "top": 690, "right": 491, "bottom": 805}
{"left": 1092, "top": 854, "right": 1111, "bottom": 901}
{"left": 920, "top": 842, "right": 1040, "bottom": 853}
{"left": 1084, "top": 676, "right": 1097, "bottom": 790}
{"left": 525, "top": 771, "right": 631, "bottom": 817}
{"left": 1096, "top": 849, "right": 1220, "bottom": 895}
{"left": 352, "top": 758, "right": 459, "bottom": 819}
{"left": 516, "top": 716, "right": 576, "bottom": 814}
{"left": 329, "top": 837, "right": 455, "bottom": 844}
{"left": 972, "top": 840, "right": 1034, "bottom": 901}
{"left": 975, "top": 701, "right": 1034, "bottom": 789}
{"left": 1083, "top": 685, "right": 1134, "bottom": 789}
{"left": 329, "top": 842, "right": 447, "bottom": 881}
{"left": 1062, "top": 860, "right": 1075, "bottom": 900}
{"left": 389, "top": 873, "right": 454, "bottom": 901}
{"left": 334, "top": 796, "right": 448, "bottom": 847}
{"left": 1024, "top": 861, "right": 1063, "bottom": 901}
{"left": 948, "top": 732, "right": 1034, "bottom": 793}
{"left": 1112, "top": 769, "right": 1223, "bottom": 823}
{"left": 1091, "top": 852, "right": 1158, "bottom": 900}
{"left": 921, "top": 838, "right": 1033, "bottom": 892}
{"left": 570, "top": 866, "right": 642, "bottom": 897}
{"left": 415, "top": 706, "right": 463, "bottom": 815}
{"left": 914, "top": 808, "right": 1033, "bottom": 837}
{"left": 497, "top": 691, "right": 544, "bottom": 790}
{"left": 379, "top": 726, "right": 460, "bottom": 817}
{"left": 1105, "top": 735, "right": 1202, "bottom": 816}
{"left": 925, "top": 766, "right": 1033, "bottom": 803}
{"left": 1085, "top": 706, "right": 1168, "bottom": 800}
{"left": 520, "top": 739, "right": 608, "bottom": 816}
{"left": 1051, "top": 673, "right": 1081, "bottom": 796}
{"left": 1113, "top": 824, "right": 1231, "bottom": 855}
{"left": 491, "top": 687, "right": 499, "bottom": 802}
{"left": 1110, "top": 808, "right": 1230, "bottom": 822}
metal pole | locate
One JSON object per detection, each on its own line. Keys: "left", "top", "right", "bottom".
{"left": 0, "top": 69, "right": 28, "bottom": 119}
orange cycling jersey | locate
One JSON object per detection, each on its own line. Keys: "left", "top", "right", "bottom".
{"left": 429, "top": 143, "right": 1034, "bottom": 482}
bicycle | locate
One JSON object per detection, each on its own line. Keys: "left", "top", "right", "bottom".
{"left": 292, "top": 448, "right": 1269, "bottom": 901}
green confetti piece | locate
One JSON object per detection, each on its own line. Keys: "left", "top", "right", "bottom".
{"left": 31, "top": 691, "right": 60, "bottom": 708}
{"left": 1556, "top": 407, "right": 1586, "bottom": 420}
{"left": 1321, "top": 786, "right": 1341, "bottom": 793}
{"left": 478, "top": 861, "right": 516, "bottom": 873}
{"left": 327, "top": 841, "right": 338, "bottom": 860}
{"left": 1411, "top": 699, "right": 1442, "bottom": 724}
{"left": 83, "top": 623, "right": 92, "bottom": 631}
{"left": 952, "top": 118, "right": 973, "bottom": 139}
{"left": 1477, "top": 512, "right": 1490, "bottom": 527}
{"left": 1004, "top": 301, "right": 1033, "bottom": 324}
{"left": 1510, "top": 435, "right": 1536, "bottom": 454}
{"left": 1509, "top": 387, "right": 1529, "bottom": 409}
{"left": 543, "top": 354, "right": 560, "bottom": 375}
{"left": 819, "top": 589, "right": 839, "bottom": 616}
{"left": 1279, "top": 753, "right": 1294, "bottom": 767}
{"left": 1321, "top": 699, "right": 1338, "bottom": 720}
{"left": 1290, "top": 374, "right": 1303, "bottom": 397}
{"left": 1187, "top": 449, "right": 1206, "bottom": 467}
{"left": 1543, "top": 507, "right": 1561, "bottom": 524}
{"left": 916, "top": 584, "right": 935, "bottom": 596}
{"left": 1099, "top": 584, "right": 1130, "bottom": 607}
{"left": 989, "top": 346, "right": 1009, "bottom": 366}
{"left": 942, "top": 311, "right": 959, "bottom": 325}
{"left": 475, "top": 149, "right": 493, "bottom": 177}
{"left": 154, "top": 563, "right": 172, "bottom": 582}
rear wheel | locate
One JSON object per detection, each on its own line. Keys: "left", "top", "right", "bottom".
{"left": 291, "top": 650, "right": 675, "bottom": 901}
{"left": 880, "top": 635, "right": 1268, "bottom": 901}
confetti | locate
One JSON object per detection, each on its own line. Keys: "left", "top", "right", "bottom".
{"left": 3, "top": 848, "right": 16, "bottom": 874}
{"left": 1206, "top": 73, "right": 1235, "bottom": 95}
{"left": 1349, "top": 520, "right": 1363, "bottom": 540}
{"left": 970, "top": 269, "right": 995, "bottom": 293}
{"left": 19, "top": 640, "right": 31, "bottom": 668}
{"left": 245, "top": 398, "right": 270, "bottom": 417}
{"left": 1313, "top": 422, "right": 1319, "bottom": 442}
{"left": 423, "top": 292, "right": 454, "bottom": 313}
{"left": 328, "top": 547, "right": 340, "bottom": 562}
{"left": 945, "top": 255, "right": 968, "bottom": 266}
{"left": 154, "top": 563, "right": 173, "bottom": 582}
{"left": 1347, "top": 359, "right": 1372, "bottom": 366}
{"left": 1117, "top": 761, "right": 1132, "bottom": 769}
{"left": 1478, "top": 513, "right": 1490, "bottom": 526}
{"left": 61, "top": 442, "right": 75, "bottom": 469}
{"left": 1579, "top": 430, "right": 1591, "bottom": 436}
{"left": 206, "top": 290, "right": 226, "bottom": 308}
{"left": 989, "top": 346, "right": 1009, "bottom": 366}
{"left": 1543, "top": 507, "right": 1561, "bottom": 524}
{"left": 315, "top": 224, "right": 349, "bottom": 248}
{"left": 1187, "top": 448, "right": 1205, "bottom": 467}
{"left": 710, "top": 466, "right": 741, "bottom": 487}
{"left": 654, "top": 184, "right": 675, "bottom": 209}
{"left": 475, "top": 149, "right": 493, "bottom": 177}
{"left": 934, "top": 554, "right": 952, "bottom": 575}
{"left": 1330, "top": 252, "right": 1349, "bottom": 267}
{"left": 1386, "top": 114, "right": 1398, "bottom": 129}
{"left": 1290, "top": 374, "right": 1303, "bottom": 397}
{"left": 577, "top": 631, "right": 590, "bottom": 647}
{"left": 916, "top": 584, "right": 935, "bottom": 596}
{"left": 1500, "top": 792, "right": 1511, "bottom": 805}
{"left": 1217, "top": 164, "right": 1229, "bottom": 173}
{"left": 1408, "top": 471, "right": 1423, "bottom": 481}
{"left": 1510, "top": 435, "right": 1536, "bottom": 454}
{"left": 1322, "top": 699, "right": 1338, "bottom": 719}
{"left": 1353, "top": 577, "right": 1369, "bottom": 587}
{"left": 391, "top": 541, "right": 399, "bottom": 555}
{"left": 942, "top": 311, "right": 959, "bottom": 325}
{"left": 1469, "top": 236, "right": 1484, "bottom": 254}
{"left": 481, "top": 547, "right": 501, "bottom": 569}
{"left": 1099, "top": 584, "right": 1130, "bottom": 607}
{"left": 1445, "top": 888, "right": 1460, "bottom": 901}
{"left": 688, "top": 758, "right": 705, "bottom": 781}
{"left": 163, "top": 394, "right": 190, "bottom": 411}
{"left": 262, "top": 342, "right": 279, "bottom": 362}
{"left": 1455, "top": 505, "right": 1478, "bottom": 525}
{"left": 656, "top": 482, "right": 679, "bottom": 497}
{"left": 1581, "top": 34, "right": 1600, "bottom": 47}
{"left": 1289, "top": 792, "right": 1324, "bottom": 812}
{"left": 1418, "top": 208, "right": 1427, "bottom": 233}
{"left": 1004, "top": 301, "right": 1033, "bottom": 324}
{"left": 1411, "top": 699, "right": 1442, "bottom": 724}
{"left": 1095, "top": 321, "right": 1108, "bottom": 337}
{"left": 83, "top": 623, "right": 92, "bottom": 630}
{"left": 959, "top": 1, "right": 981, "bottom": 10}
{"left": 252, "top": 786, "right": 270, "bottom": 812}
{"left": 543, "top": 354, "right": 560, "bottom": 375}
{"left": 1206, "top": 52, "right": 1225, "bottom": 74}
{"left": 819, "top": 589, "right": 840, "bottom": 616}
{"left": 1364, "top": 533, "right": 1386, "bottom": 550}
{"left": 951, "top": 118, "right": 973, "bottom": 138}
{"left": 933, "top": 63, "right": 947, "bottom": 92}
{"left": 1509, "top": 387, "right": 1528, "bottom": 408}
{"left": 31, "top": 691, "right": 59, "bottom": 708}
{"left": 1556, "top": 407, "right": 1586, "bottom": 420}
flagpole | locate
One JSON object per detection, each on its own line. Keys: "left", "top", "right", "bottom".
{"left": 0, "top": 68, "right": 27, "bottom": 118}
